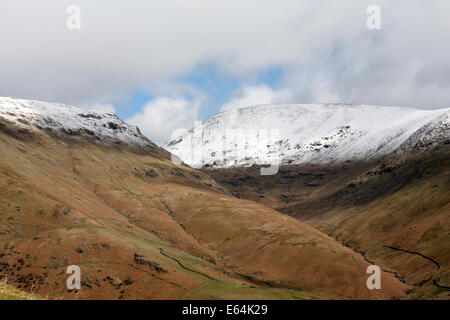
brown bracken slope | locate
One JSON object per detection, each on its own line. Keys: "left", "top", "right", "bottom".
{"left": 0, "top": 117, "right": 409, "bottom": 300}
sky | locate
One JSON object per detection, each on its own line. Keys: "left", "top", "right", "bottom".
{"left": 0, "top": 1, "right": 449, "bottom": 144}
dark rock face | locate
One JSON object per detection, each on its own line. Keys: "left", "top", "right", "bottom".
{"left": 108, "top": 122, "right": 119, "bottom": 130}
{"left": 81, "top": 276, "right": 101, "bottom": 289}
{"left": 134, "top": 253, "right": 167, "bottom": 273}
{"left": 78, "top": 113, "right": 102, "bottom": 120}
{"left": 133, "top": 168, "right": 159, "bottom": 178}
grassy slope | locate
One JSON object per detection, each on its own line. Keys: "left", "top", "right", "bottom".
{"left": 0, "top": 122, "right": 409, "bottom": 299}
{"left": 0, "top": 281, "right": 41, "bottom": 300}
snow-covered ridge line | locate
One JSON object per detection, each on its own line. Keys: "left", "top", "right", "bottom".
{"left": 164, "top": 103, "right": 450, "bottom": 168}
{"left": 0, "top": 97, "right": 152, "bottom": 147}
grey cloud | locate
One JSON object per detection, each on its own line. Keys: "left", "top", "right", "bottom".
{"left": 0, "top": 0, "right": 448, "bottom": 110}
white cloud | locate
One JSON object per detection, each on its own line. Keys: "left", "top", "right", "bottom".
{"left": 84, "top": 103, "right": 116, "bottom": 113}
{"left": 126, "top": 97, "right": 200, "bottom": 144}
{"left": 220, "top": 85, "right": 292, "bottom": 111}
{"left": 0, "top": 1, "right": 449, "bottom": 109}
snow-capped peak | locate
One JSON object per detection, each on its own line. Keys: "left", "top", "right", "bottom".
{"left": 0, "top": 97, "right": 152, "bottom": 147}
{"left": 164, "top": 103, "right": 450, "bottom": 168}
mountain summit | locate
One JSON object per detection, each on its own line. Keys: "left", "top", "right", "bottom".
{"left": 165, "top": 103, "right": 449, "bottom": 168}
{"left": 0, "top": 97, "right": 159, "bottom": 150}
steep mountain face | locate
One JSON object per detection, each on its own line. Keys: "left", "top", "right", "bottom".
{"left": 165, "top": 103, "right": 449, "bottom": 168}
{"left": 0, "top": 97, "right": 409, "bottom": 300}
{"left": 186, "top": 104, "right": 450, "bottom": 300}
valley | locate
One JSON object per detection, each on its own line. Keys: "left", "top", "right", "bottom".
{"left": 0, "top": 98, "right": 411, "bottom": 300}
{"left": 168, "top": 102, "right": 450, "bottom": 300}
{"left": 204, "top": 135, "right": 450, "bottom": 299}
{"left": 1, "top": 98, "right": 447, "bottom": 300}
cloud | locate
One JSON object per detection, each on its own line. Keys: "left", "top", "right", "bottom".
{"left": 0, "top": 1, "right": 449, "bottom": 109}
{"left": 126, "top": 97, "right": 200, "bottom": 144}
{"left": 220, "top": 85, "right": 292, "bottom": 111}
{"left": 84, "top": 103, "right": 116, "bottom": 113}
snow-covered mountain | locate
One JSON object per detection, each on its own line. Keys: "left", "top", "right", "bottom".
{"left": 0, "top": 97, "right": 154, "bottom": 148}
{"left": 164, "top": 103, "right": 450, "bottom": 168}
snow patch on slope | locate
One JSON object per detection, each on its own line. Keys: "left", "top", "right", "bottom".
{"left": 164, "top": 103, "right": 450, "bottom": 168}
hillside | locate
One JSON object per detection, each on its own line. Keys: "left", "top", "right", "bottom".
{"left": 0, "top": 280, "right": 42, "bottom": 300}
{"left": 0, "top": 97, "right": 409, "bottom": 300}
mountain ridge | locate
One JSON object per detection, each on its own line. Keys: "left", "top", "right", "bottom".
{"left": 165, "top": 103, "right": 449, "bottom": 168}
{"left": 0, "top": 96, "right": 163, "bottom": 153}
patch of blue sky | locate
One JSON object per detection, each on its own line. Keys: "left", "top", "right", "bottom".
{"left": 113, "top": 64, "right": 284, "bottom": 121}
